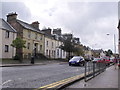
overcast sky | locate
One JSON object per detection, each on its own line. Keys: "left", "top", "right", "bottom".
{"left": 1, "top": 0, "right": 119, "bottom": 53}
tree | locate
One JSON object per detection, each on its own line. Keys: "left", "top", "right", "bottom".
{"left": 59, "top": 38, "right": 77, "bottom": 60}
{"left": 74, "top": 45, "right": 84, "bottom": 56}
{"left": 11, "top": 37, "right": 26, "bottom": 62}
{"left": 105, "top": 49, "right": 113, "bottom": 57}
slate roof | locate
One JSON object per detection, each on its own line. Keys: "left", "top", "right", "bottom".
{"left": 17, "top": 19, "right": 44, "bottom": 34}
{"left": 0, "top": 18, "right": 16, "bottom": 32}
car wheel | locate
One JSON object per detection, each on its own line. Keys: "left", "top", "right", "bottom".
{"left": 78, "top": 63, "right": 81, "bottom": 66}
{"left": 69, "top": 63, "right": 71, "bottom": 66}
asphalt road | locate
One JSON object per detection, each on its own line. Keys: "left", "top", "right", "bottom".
{"left": 2, "top": 62, "right": 85, "bottom": 88}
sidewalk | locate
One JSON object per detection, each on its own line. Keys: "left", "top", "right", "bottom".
{"left": 67, "top": 65, "right": 119, "bottom": 88}
{"left": 0, "top": 59, "right": 68, "bottom": 67}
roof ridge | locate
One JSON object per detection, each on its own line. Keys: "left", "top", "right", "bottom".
{"left": 17, "top": 19, "right": 43, "bottom": 33}
{"left": 17, "top": 19, "right": 31, "bottom": 25}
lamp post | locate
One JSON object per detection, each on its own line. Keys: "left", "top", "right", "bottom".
{"left": 107, "top": 34, "right": 116, "bottom": 54}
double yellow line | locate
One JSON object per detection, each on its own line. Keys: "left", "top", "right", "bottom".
{"left": 35, "top": 73, "right": 84, "bottom": 90}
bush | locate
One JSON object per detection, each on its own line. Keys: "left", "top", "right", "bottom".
{"left": 13, "top": 54, "right": 20, "bottom": 60}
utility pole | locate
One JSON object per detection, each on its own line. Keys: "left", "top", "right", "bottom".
{"left": 114, "top": 34, "right": 116, "bottom": 54}
{"left": 107, "top": 34, "right": 116, "bottom": 54}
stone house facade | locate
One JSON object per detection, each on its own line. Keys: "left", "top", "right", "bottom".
{"left": 7, "top": 13, "right": 45, "bottom": 59}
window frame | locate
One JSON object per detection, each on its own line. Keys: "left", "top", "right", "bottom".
{"left": 5, "top": 31, "right": 10, "bottom": 38}
{"left": 5, "top": 45, "right": 9, "bottom": 52}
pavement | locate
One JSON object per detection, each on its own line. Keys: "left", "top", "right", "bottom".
{"left": 0, "top": 59, "right": 68, "bottom": 67}
{"left": 66, "top": 65, "right": 119, "bottom": 89}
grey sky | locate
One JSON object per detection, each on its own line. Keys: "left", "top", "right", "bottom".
{"left": 1, "top": 0, "right": 119, "bottom": 53}
{"left": 1, "top": 2, "right": 31, "bottom": 22}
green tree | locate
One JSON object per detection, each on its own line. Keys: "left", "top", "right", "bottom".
{"left": 105, "top": 49, "right": 113, "bottom": 57}
{"left": 74, "top": 46, "right": 84, "bottom": 56}
{"left": 59, "top": 38, "right": 77, "bottom": 60}
{"left": 11, "top": 37, "right": 26, "bottom": 62}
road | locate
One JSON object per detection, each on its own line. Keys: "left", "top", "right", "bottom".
{"left": 2, "top": 62, "right": 85, "bottom": 88}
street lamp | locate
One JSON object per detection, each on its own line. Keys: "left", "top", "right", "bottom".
{"left": 107, "top": 34, "right": 116, "bottom": 54}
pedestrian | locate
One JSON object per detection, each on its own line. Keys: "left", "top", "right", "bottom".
{"left": 114, "top": 57, "right": 118, "bottom": 69}
{"left": 118, "top": 58, "right": 120, "bottom": 69}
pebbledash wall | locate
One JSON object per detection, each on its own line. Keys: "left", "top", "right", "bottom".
{"left": 0, "top": 18, "right": 17, "bottom": 59}
{"left": 2, "top": 30, "right": 16, "bottom": 59}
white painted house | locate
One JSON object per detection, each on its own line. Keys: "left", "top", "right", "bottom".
{"left": 55, "top": 38, "right": 66, "bottom": 59}
{"left": 42, "top": 29, "right": 66, "bottom": 59}
{"left": 0, "top": 18, "right": 17, "bottom": 59}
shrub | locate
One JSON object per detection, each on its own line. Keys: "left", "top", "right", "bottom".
{"left": 13, "top": 54, "right": 20, "bottom": 60}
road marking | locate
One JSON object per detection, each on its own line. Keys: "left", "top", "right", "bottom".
{"left": 47, "top": 75, "right": 84, "bottom": 88}
{"left": 39, "top": 75, "right": 79, "bottom": 88}
{"left": 37, "top": 73, "right": 84, "bottom": 89}
{"left": 39, "top": 77, "right": 75, "bottom": 88}
{"left": 2, "top": 80, "right": 12, "bottom": 86}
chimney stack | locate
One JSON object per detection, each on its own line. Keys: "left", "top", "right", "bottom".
{"left": 42, "top": 27, "right": 52, "bottom": 35}
{"left": 53, "top": 28, "right": 61, "bottom": 36}
{"left": 7, "top": 12, "right": 17, "bottom": 23}
{"left": 31, "top": 21, "right": 40, "bottom": 29}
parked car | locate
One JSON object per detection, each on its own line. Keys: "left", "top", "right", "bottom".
{"left": 110, "top": 57, "right": 115, "bottom": 63}
{"left": 101, "top": 56, "right": 110, "bottom": 66}
{"left": 92, "top": 58, "right": 101, "bottom": 63}
{"left": 69, "top": 56, "right": 85, "bottom": 66}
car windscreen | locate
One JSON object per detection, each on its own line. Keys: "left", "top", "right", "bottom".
{"left": 94, "top": 58, "right": 99, "bottom": 61}
{"left": 70, "top": 57, "right": 81, "bottom": 61}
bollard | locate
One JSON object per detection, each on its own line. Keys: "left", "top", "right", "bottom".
{"left": 98, "top": 62, "right": 100, "bottom": 74}
{"left": 31, "top": 56, "right": 34, "bottom": 64}
{"left": 93, "top": 62, "right": 95, "bottom": 77}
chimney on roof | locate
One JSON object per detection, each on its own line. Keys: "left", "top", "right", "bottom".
{"left": 31, "top": 21, "right": 40, "bottom": 29}
{"left": 42, "top": 27, "right": 52, "bottom": 35}
{"left": 7, "top": 12, "right": 18, "bottom": 23}
{"left": 53, "top": 28, "right": 61, "bottom": 36}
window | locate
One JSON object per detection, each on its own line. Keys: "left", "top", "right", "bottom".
{"left": 27, "top": 43, "right": 30, "bottom": 49}
{"left": 46, "top": 50, "right": 48, "bottom": 56}
{"left": 40, "top": 36, "right": 42, "bottom": 40}
{"left": 5, "top": 45, "right": 9, "bottom": 52}
{"left": 28, "top": 31, "right": 31, "bottom": 38}
{"left": 35, "top": 33, "right": 37, "bottom": 39}
{"left": 5, "top": 31, "right": 9, "bottom": 38}
{"left": 54, "top": 50, "right": 55, "bottom": 57}
{"left": 52, "top": 50, "right": 53, "bottom": 56}
{"left": 63, "top": 51, "right": 65, "bottom": 56}
{"left": 57, "top": 49, "right": 59, "bottom": 56}
{"left": 52, "top": 42, "right": 54, "bottom": 48}
{"left": 40, "top": 45, "right": 42, "bottom": 51}
{"left": 46, "top": 41, "right": 48, "bottom": 47}
{"left": 49, "top": 50, "right": 51, "bottom": 57}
